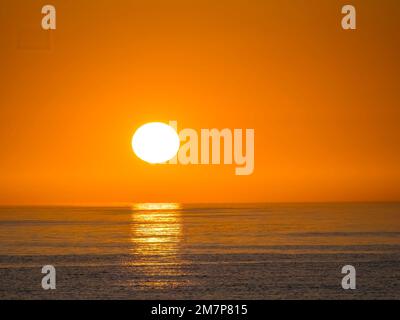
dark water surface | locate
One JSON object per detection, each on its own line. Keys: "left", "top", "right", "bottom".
{"left": 0, "top": 203, "right": 399, "bottom": 299}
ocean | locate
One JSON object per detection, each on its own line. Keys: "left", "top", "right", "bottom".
{"left": 0, "top": 203, "right": 399, "bottom": 299}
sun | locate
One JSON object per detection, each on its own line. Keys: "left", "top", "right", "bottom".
{"left": 132, "top": 122, "right": 180, "bottom": 164}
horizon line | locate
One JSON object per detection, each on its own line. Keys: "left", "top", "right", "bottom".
{"left": 0, "top": 200, "right": 399, "bottom": 208}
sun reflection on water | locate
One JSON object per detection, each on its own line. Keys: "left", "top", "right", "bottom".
{"left": 128, "top": 203, "right": 188, "bottom": 288}
{"left": 132, "top": 202, "right": 182, "bottom": 211}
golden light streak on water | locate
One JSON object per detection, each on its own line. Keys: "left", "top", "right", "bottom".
{"left": 128, "top": 203, "right": 189, "bottom": 288}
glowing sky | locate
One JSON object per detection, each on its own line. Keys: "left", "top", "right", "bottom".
{"left": 0, "top": 0, "right": 399, "bottom": 204}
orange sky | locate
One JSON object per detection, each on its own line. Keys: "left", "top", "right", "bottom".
{"left": 0, "top": 0, "right": 399, "bottom": 205}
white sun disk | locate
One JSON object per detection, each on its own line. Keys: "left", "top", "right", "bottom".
{"left": 132, "top": 122, "right": 180, "bottom": 164}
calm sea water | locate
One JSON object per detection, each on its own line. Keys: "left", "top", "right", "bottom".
{"left": 0, "top": 203, "right": 399, "bottom": 299}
